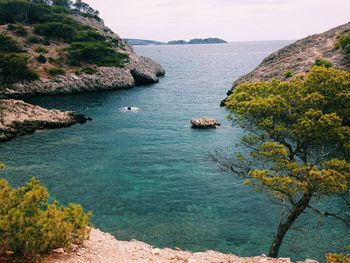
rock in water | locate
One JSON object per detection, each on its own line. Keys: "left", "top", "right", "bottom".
{"left": 191, "top": 116, "right": 221, "bottom": 129}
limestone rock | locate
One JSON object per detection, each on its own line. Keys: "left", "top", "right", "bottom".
{"left": 0, "top": 99, "right": 90, "bottom": 142}
{"left": 221, "top": 22, "right": 350, "bottom": 105}
{"left": 191, "top": 116, "right": 221, "bottom": 128}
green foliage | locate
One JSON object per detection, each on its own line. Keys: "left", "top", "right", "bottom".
{"left": 66, "top": 41, "right": 128, "bottom": 67}
{"left": 221, "top": 66, "right": 350, "bottom": 257}
{"left": 314, "top": 57, "right": 333, "bottom": 68}
{"left": 327, "top": 246, "right": 350, "bottom": 263}
{"left": 14, "top": 25, "right": 27, "bottom": 37}
{"left": 34, "top": 45, "right": 48, "bottom": 53}
{"left": 26, "top": 35, "right": 41, "bottom": 44}
{"left": 46, "top": 67, "right": 65, "bottom": 76}
{"left": 0, "top": 33, "right": 22, "bottom": 52}
{"left": 0, "top": 53, "right": 39, "bottom": 84}
{"left": 283, "top": 69, "right": 294, "bottom": 78}
{"left": 0, "top": 177, "right": 91, "bottom": 258}
{"left": 37, "top": 54, "right": 46, "bottom": 63}
{"left": 75, "top": 66, "right": 97, "bottom": 75}
{"left": 34, "top": 22, "right": 76, "bottom": 42}
{"left": 336, "top": 32, "right": 350, "bottom": 59}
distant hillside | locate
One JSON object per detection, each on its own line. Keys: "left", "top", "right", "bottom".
{"left": 221, "top": 22, "right": 350, "bottom": 105}
{"left": 124, "top": 39, "right": 165, "bottom": 45}
{"left": 123, "top": 37, "right": 228, "bottom": 46}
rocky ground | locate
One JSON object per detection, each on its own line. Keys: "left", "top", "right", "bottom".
{"left": 221, "top": 22, "right": 350, "bottom": 105}
{"left": 45, "top": 228, "right": 318, "bottom": 263}
{"left": 0, "top": 99, "right": 89, "bottom": 142}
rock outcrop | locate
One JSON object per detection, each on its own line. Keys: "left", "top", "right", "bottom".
{"left": 45, "top": 228, "right": 319, "bottom": 263}
{"left": 221, "top": 22, "right": 350, "bottom": 105}
{"left": 191, "top": 116, "right": 221, "bottom": 128}
{"left": 0, "top": 99, "right": 90, "bottom": 142}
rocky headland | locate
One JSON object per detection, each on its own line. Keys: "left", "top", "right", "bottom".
{"left": 221, "top": 22, "right": 350, "bottom": 105}
{"left": 44, "top": 228, "right": 318, "bottom": 263}
{"left": 0, "top": 99, "right": 89, "bottom": 142}
{"left": 0, "top": 10, "right": 165, "bottom": 141}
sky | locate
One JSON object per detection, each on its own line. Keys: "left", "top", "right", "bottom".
{"left": 85, "top": 0, "right": 350, "bottom": 42}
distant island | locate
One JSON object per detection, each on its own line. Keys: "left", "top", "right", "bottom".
{"left": 124, "top": 38, "right": 227, "bottom": 46}
{"left": 169, "top": 38, "right": 228, "bottom": 45}
{"left": 124, "top": 39, "right": 166, "bottom": 45}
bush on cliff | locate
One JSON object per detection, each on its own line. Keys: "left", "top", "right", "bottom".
{"left": 66, "top": 41, "right": 128, "bottom": 67}
{"left": 0, "top": 33, "right": 23, "bottom": 52}
{"left": 0, "top": 164, "right": 91, "bottom": 258}
{"left": 211, "top": 66, "right": 350, "bottom": 257}
{"left": 0, "top": 53, "right": 39, "bottom": 84}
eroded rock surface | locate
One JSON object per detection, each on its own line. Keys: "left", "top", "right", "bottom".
{"left": 191, "top": 116, "right": 221, "bottom": 128}
{"left": 222, "top": 22, "right": 350, "bottom": 105}
{"left": 0, "top": 99, "right": 90, "bottom": 142}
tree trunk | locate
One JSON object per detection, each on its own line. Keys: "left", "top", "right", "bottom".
{"left": 268, "top": 191, "right": 312, "bottom": 258}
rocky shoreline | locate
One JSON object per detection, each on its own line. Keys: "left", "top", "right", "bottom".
{"left": 221, "top": 22, "right": 350, "bottom": 105}
{"left": 45, "top": 228, "right": 318, "bottom": 263}
{"left": 0, "top": 14, "right": 165, "bottom": 141}
{"left": 0, "top": 99, "right": 90, "bottom": 142}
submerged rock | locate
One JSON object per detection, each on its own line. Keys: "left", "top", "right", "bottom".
{"left": 0, "top": 99, "right": 91, "bottom": 142}
{"left": 191, "top": 116, "right": 221, "bottom": 129}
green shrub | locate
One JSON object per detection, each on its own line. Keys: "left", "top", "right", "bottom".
{"left": 314, "top": 57, "right": 333, "bottom": 68}
{"left": 0, "top": 177, "right": 91, "bottom": 258}
{"left": 46, "top": 67, "right": 65, "bottom": 76}
{"left": 34, "top": 22, "right": 76, "bottom": 42}
{"left": 0, "top": 33, "right": 22, "bottom": 52}
{"left": 34, "top": 45, "right": 48, "bottom": 53}
{"left": 283, "top": 69, "right": 294, "bottom": 78}
{"left": 26, "top": 35, "right": 41, "bottom": 44}
{"left": 75, "top": 66, "right": 98, "bottom": 75}
{"left": 37, "top": 54, "right": 47, "bottom": 63}
{"left": 0, "top": 53, "right": 39, "bottom": 84}
{"left": 336, "top": 32, "right": 350, "bottom": 60}
{"left": 15, "top": 25, "right": 27, "bottom": 37}
{"left": 66, "top": 41, "right": 128, "bottom": 67}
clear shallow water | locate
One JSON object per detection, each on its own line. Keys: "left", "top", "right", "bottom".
{"left": 0, "top": 41, "right": 348, "bottom": 261}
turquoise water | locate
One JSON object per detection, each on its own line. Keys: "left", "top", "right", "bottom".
{"left": 1, "top": 42, "right": 349, "bottom": 261}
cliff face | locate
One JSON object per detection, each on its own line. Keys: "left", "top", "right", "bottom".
{"left": 0, "top": 15, "right": 165, "bottom": 97}
{"left": 222, "top": 22, "right": 350, "bottom": 105}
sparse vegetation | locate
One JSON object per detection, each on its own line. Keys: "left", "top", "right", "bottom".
{"left": 336, "top": 31, "right": 350, "bottom": 60}
{"left": 0, "top": 33, "right": 22, "bottom": 52}
{"left": 34, "top": 45, "right": 48, "bottom": 53}
{"left": 314, "top": 57, "right": 333, "bottom": 68}
{"left": 46, "top": 67, "right": 65, "bottom": 76}
{"left": 0, "top": 0, "right": 128, "bottom": 82}
{"left": 283, "top": 69, "right": 294, "bottom": 78}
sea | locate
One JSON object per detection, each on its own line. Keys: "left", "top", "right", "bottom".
{"left": 1, "top": 41, "right": 349, "bottom": 261}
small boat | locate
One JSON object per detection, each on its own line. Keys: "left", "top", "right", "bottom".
{"left": 121, "top": 107, "right": 140, "bottom": 112}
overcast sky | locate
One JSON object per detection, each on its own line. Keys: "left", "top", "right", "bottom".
{"left": 85, "top": 0, "right": 350, "bottom": 42}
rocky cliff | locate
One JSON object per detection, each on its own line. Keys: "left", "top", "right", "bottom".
{"left": 0, "top": 15, "right": 165, "bottom": 97}
{"left": 221, "top": 22, "right": 350, "bottom": 105}
{"left": 0, "top": 99, "right": 89, "bottom": 142}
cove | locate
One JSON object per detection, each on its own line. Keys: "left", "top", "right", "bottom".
{"left": 1, "top": 41, "right": 348, "bottom": 261}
